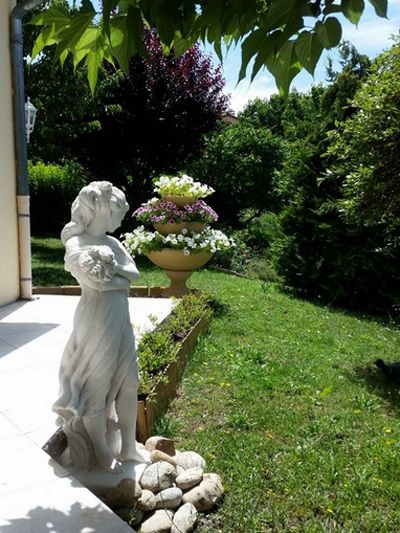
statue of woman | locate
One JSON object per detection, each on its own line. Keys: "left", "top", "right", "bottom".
{"left": 53, "top": 181, "right": 148, "bottom": 471}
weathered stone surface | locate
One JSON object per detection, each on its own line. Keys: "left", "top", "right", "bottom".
{"left": 140, "top": 509, "right": 174, "bottom": 533}
{"left": 145, "top": 436, "right": 176, "bottom": 456}
{"left": 175, "top": 451, "right": 206, "bottom": 471}
{"left": 155, "top": 487, "right": 183, "bottom": 509}
{"left": 176, "top": 465, "right": 186, "bottom": 476}
{"left": 105, "top": 478, "right": 142, "bottom": 508}
{"left": 182, "top": 473, "right": 224, "bottom": 512}
{"left": 140, "top": 461, "right": 177, "bottom": 493}
{"left": 171, "top": 503, "right": 198, "bottom": 533}
{"left": 150, "top": 449, "right": 177, "bottom": 467}
{"left": 176, "top": 467, "right": 203, "bottom": 490}
{"left": 137, "top": 489, "right": 157, "bottom": 512}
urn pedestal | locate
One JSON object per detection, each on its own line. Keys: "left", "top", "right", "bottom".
{"left": 147, "top": 249, "right": 213, "bottom": 297}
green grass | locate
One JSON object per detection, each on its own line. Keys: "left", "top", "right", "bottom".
{"left": 31, "top": 236, "right": 169, "bottom": 287}
{"left": 32, "top": 236, "right": 400, "bottom": 531}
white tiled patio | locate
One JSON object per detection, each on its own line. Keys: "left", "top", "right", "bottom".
{"left": 0, "top": 294, "right": 174, "bottom": 532}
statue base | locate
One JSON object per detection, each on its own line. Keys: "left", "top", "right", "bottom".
{"left": 58, "top": 444, "right": 149, "bottom": 496}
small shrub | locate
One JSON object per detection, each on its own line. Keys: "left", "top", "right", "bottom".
{"left": 28, "top": 160, "right": 88, "bottom": 235}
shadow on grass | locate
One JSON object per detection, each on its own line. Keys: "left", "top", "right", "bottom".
{"left": 344, "top": 362, "right": 400, "bottom": 414}
{"left": 277, "top": 282, "right": 400, "bottom": 330}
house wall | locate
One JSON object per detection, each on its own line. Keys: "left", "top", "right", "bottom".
{"left": 0, "top": 0, "right": 20, "bottom": 305}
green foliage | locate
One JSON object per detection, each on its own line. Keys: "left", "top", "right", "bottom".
{"left": 240, "top": 87, "right": 325, "bottom": 142}
{"left": 137, "top": 292, "right": 211, "bottom": 396}
{"left": 190, "top": 122, "right": 283, "bottom": 226}
{"left": 28, "top": 160, "right": 87, "bottom": 235}
{"left": 266, "top": 43, "right": 400, "bottom": 313}
{"left": 30, "top": 0, "right": 389, "bottom": 97}
{"left": 328, "top": 40, "right": 400, "bottom": 229}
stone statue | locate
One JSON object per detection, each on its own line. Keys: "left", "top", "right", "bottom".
{"left": 53, "top": 181, "right": 149, "bottom": 472}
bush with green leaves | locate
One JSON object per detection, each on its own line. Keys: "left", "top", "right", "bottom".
{"left": 269, "top": 44, "right": 400, "bottom": 312}
{"left": 190, "top": 122, "right": 283, "bottom": 226}
{"left": 28, "top": 160, "right": 87, "bottom": 235}
{"left": 328, "top": 40, "right": 400, "bottom": 229}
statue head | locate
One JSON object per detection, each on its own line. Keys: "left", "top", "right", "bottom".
{"left": 61, "top": 181, "right": 129, "bottom": 244}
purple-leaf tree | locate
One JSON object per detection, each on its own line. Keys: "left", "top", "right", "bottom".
{"left": 77, "top": 29, "right": 230, "bottom": 206}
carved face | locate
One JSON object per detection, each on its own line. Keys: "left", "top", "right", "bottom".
{"left": 107, "top": 207, "right": 125, "bottom": 233}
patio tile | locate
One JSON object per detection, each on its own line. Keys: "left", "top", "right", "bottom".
{"left": 0, "top": 476, "right": 133, "bottom": 533}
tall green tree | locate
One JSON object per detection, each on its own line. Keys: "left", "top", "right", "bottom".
{"left": 190, "top": 122, "right": 283, "bottom": 226}
{"left": 328, "top": 40, "right": 400, "bottom": 230}
{"left": 271, "top": 45, "right": 398, "bottom": 311}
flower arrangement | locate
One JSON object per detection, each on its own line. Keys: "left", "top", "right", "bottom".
{"left": 133, "top": 199, "right": 218, "bottom": 225}
{"left": 154, "top": 174, "right": 214, "bottom": 200}
{"left": 124, "top": 226, "right": 234, "bottom": 257}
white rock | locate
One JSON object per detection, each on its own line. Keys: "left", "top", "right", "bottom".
{"left": 171, "top": 503, "right": 198, "bottom": 533}
{"left": 175, "top": 451, "right": 206, "bottom": 471}
{"left": 140, "top": 509, "right": 174, "bottom": 533}
{"left": 176, "top": 465, "right": 186, "bottom": 476}
{"left": 137, "top": 489, "right": 156, "bottom": 512}
{"left": 155, "top": 487, "right": 183, "bottom": 509}
{"left": 140, "top": 461, "right": 177, "bottom": 492}
{"left": 176, "top": 467, "right": 203, "bottom": 490}
{"left": 182, "top": 472, "right": 224, "bottom": 511}
{"left": 145, "top": 436, "right": 176, "bottom": 456}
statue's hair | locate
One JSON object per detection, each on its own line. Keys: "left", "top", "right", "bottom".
{"left": 61, "top": 181, "right": 129, "bottom": 244}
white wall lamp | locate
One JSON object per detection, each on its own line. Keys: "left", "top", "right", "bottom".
{"left": 25, "top": 96, "right": 37, "bottom": 143}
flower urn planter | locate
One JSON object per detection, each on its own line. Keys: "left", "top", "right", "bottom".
{"left": 162, "top": 195, "right": 196, "bottom": 207}
{"left": 153, "top": 221, "right": 206, "bottom": 236}
{"left": 147, "top": 249, "right": 213, "bottom": 297}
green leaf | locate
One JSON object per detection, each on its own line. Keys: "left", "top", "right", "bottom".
{"left": 261, "top": 0, "right": 297, "bottom": 31}
{"left": 238, "top": 29, "right": 266, "bottom": 84}
{"left": 295, "top": 31, "right": 322, "bottom": 75}
{"left": 319, "top": 385, "right": 334, "bottom": 400}
{"left": 29, "top": 5, "right": 70, "bottom": 27}
{"left": 214, "top": 39, "right": 223, "bottom": 63}
{"left": 367, "top": 0, "right": 388, "bottom": 17}
{"left": 109, "top": 7, "right": 144, "bottom": 73}
{"left": 265, "top": 40, "right": 302, "bottom": 97}
{"left": 31, "top": 25, "right": 58, "bottom": 59}
{"left": 101, "top": 0, "right": 119, "bottom": 35}
{"left": 315, "top": 18, "right": 342, "bottom": 49}
{"left": 341, "top": 0, "right": 365, "bottom": 25}
{"left": 52, "top": 10, "right": 96, "bottom": 63}
{"left": 250, "top": 30, "right": 287, "bottom": 82}
{"left": 71, "top": 27, "right": 100, "bottom": 69}
{"left": 85, "top": 30, "right": 106, "bottom": 94}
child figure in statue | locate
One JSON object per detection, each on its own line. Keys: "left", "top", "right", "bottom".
{"left": 53, "top": 181, "right": 149, "bottom": 472}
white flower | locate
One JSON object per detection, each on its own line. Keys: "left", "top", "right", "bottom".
{"left": 183, "top": 248, "right": 190, "bottom": 255}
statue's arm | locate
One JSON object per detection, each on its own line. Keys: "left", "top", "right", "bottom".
{"left": 114, "top": 262, "right": 139, "bottom": 281}
{"left": 109, "top": 237, "right": 140, "bottom": 281}
{"left": 71, "top": 266, "right": 130, "bottom": 292}
{"left": 66, "top": 240, "right": 130, "bottom": 292}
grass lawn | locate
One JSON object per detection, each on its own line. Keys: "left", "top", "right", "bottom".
{"left": 33, "top": 236, "right": 400, "bottom": 531}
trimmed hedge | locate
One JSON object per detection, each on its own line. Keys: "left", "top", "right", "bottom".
{"left": 28, "top": 160, "right": 87, "bottom": 235}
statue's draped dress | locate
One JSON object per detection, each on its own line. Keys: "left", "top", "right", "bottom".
{"left": 53, "top": 236, "right": 138, "bottom": 425}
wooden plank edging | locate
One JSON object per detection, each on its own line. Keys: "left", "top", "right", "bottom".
{"left": 136, "top": 313, "right": 210, "bottom": 443}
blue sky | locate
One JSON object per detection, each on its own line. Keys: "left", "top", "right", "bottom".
{"left": 210, "top": 2, "right": 400, "bottom": 112}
